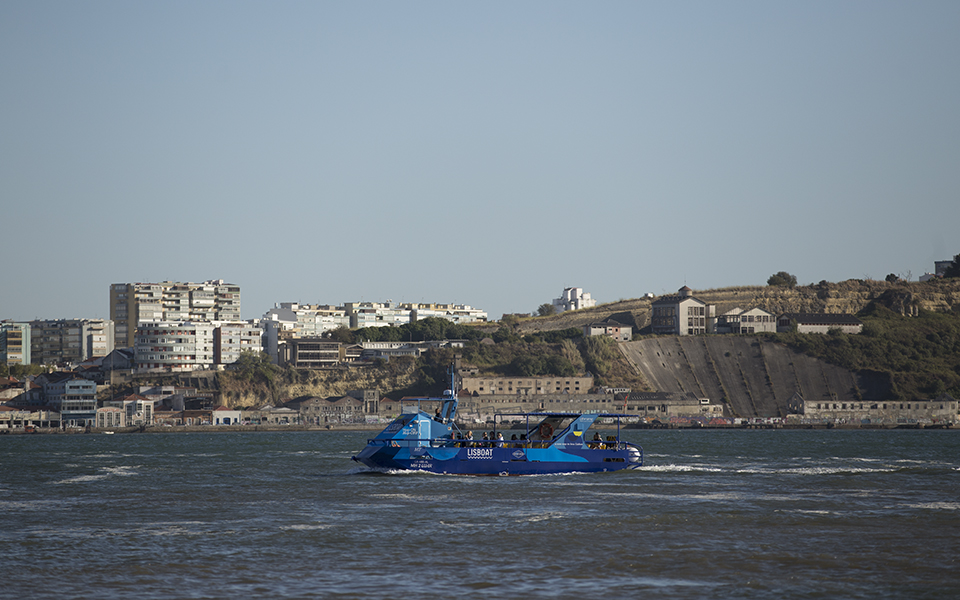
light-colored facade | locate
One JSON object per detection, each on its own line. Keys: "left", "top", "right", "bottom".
{"left": 0, "top": 322, "right": 30, "bottom": 366}
{"left": 134, "top": 321, "right": 216, "bottom": 373}
{"left": 552, "top": 287, "right": 596, "bottom": 313}
{"left": 716, "top": 307, "right": 777, "bottom": 334}
{"left": 40, "top": 373, "right": 97, "bottom": 427}
{"left": 359, "top": 340, "right": 465, "bottom": 361}
{"left": 111, "top": 280, "right": 241, "bottom": 348}
{"left": 213, "top": 406, "right": 242, "bottom": 425}
{"left": 278, "top": 339, "right": 363, "bottom": 368}
{"left": 213, "top": 321, "right": 263, "bottom": 365}
{"left": 96, "top": 406, "right": 125, "bottom": 428}
{"left": 260, "top": 303, "right": 351, "bottom": 362}
{"left": 104, "top": 395, "right": 156, "bottom": 425}
{"left": 651, "top": 287, "right": 716, "bottom": 336}
{"left": 584, "top": 319, "right": 632, "bottom": 342}
{"left": 260, "top": 301, "right": 486, "bottom": 364}
{"left": 625, "top": 392, "right": 727, "bottom": 421}
{"left": 776, "top": 313, "right": 863, "bottom": 334}
{"left": 461, "top": 374, "right": 595, "bottom": 396}
{"left": 29, "top": 319, "right": 114, "bottom": 366}
{"left": 797, "top": 394, "right": 957, "bottom": 425}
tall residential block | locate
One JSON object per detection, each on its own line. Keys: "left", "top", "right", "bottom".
{"left": 110, "top": 280, "right": 241, "bottom": 348}
{"left": 29, "top": 319, "right": 114, "bottom": 366}
{"left": 0, "top": 322, "right": 31, "bottom": 366}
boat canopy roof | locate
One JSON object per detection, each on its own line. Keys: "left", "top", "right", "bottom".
{"left": 495, "top": 412, "right": 636, "bottom": 419}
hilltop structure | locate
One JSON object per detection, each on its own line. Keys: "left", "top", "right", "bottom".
{"left": 651, "top": 286, "right": 716, "bottom": 336}
{"left": 552, "top": 287, "right": 596, "bottom": 313}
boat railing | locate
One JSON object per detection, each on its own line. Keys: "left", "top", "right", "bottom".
{"left": 365, "top": 437, "right": 638, "bottom": 452}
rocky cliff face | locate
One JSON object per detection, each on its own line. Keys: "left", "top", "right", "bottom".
{"left": 518, "top": 279, "right": 960, "bottom": 334}
{"left": 217, "top": 363, "right": 420, "bottom": 408}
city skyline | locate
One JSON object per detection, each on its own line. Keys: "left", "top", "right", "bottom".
{"left": 2, "top": 2, "right": 959, "bottom": 322}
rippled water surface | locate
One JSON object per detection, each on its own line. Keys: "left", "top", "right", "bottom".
{"left": 2, "top": 429, "right": 958, "bottom": 599}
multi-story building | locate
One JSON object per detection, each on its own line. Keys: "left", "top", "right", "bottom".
{"left": 461, "top": 374, "right": 594, "bottom": 396}
{"left": 213, "top": 321, "right": 264, "bottom": 365}
{"left": 260, "top": 300, "right": 486, "bottom": 364}
{"left": 111, "top": 280, "right": 241, "bottom": 348}
{"left": 398, "top": 303, "right": 488, "bottom": 324}
{"left": 0, "top": 322, "right": 31, "bottom": 366}
{"left": 279, "top": 339, "right": 362, "bottom": 368}
{"left": 104, "top": 394, "right": 155, "bottom": 425}
{"left": 28, "top": 319, "right": 114, "bottom": 366}
{"left": 716, "top": 307, "right": 777, "bottom": 334}
{"left": 260, "top": 303, "right": 351, "bottom": 363}
{"left": 39, "top": 372, "right": 97, "bottom": 427}
{"left": 134, "top": 321, "right": 216, "bottom": 373}
{"left": 651, "top": 286, "right": 716, "bottom": 336}
{"left": 552, "top": 287, "right": 597, "bottom": 313}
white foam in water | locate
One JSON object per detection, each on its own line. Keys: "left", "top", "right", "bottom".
{"left": 901, "top": 502, "right": 960, "bottom": 510}
{"left": 280, "top": 524, "right": 332, "bottom": 531}
{"left": 51, "top": 465, "right": 139, "bottom": 485}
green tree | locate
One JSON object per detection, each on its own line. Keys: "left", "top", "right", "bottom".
{"left": 537, "top": 303, "right": 556, "bottom": 317}
{"left": 231, "top": 350, "right": 279, "bottom": 383}
{"left": 327, "top": 326, "right": 356, "bottom": 343}
{"left": 767, "top": 271, "right": 798, "bottom": 287}
{"left": 944, "top": 253, "right": 960, "bottom": 278}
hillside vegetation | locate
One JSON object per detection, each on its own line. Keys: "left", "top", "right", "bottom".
{"left": 130, "top": 279, "right": 960, "bottom": 408}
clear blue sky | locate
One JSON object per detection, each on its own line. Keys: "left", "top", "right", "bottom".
{"left": 2, "top": 1, "right": 958, "bottom": 322}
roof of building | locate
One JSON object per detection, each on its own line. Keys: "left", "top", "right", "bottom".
{"left": 652, "top": 294, "right": 706, "bottom": 306}
{"left": 587, "top": 319, "right": 628, "bottom": 328}
{"left": 779, "top": 313, "right": 863, "bottom": 325}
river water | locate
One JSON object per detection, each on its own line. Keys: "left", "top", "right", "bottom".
{"left": 1, "top": 429, "right": 958, "bottom": 599}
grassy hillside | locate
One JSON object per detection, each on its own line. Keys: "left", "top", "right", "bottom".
{"left": 773, "top": 304, "right": 960, "bottom": 400}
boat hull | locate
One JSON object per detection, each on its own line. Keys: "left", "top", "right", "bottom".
{"left": 353, "top": 442, "right": 642, "bottom": 475}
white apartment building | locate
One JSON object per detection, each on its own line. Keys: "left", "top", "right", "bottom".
{"left": 29, "top": 319, "right": 115, "bottom": 366}
{"left": 0, "top": 322, "right": 30, "bottom": 366}
{"left": 260, "top": 304, "right": 351, "bottom": 363}
{"left": 403, "top": 303, "right": 488, "bottom": 323}
{"left": 552, "top": 287, "right": 597, "bottom": 313}
{"left": 39, "top": 373, "right": 97, "bottom": 427}
{"left": 111, "top": 280, "right": 241, "bottom": 348}
{"left": 260, "top": 301, "right": 487, "bottom": 364}
{"left": 134, "top": 320, "right": 259, "bottom": 372}
{"left": 214, "top": 321, "right": 264, "bottom": 365}
{"left": 134, "top": 321, "right": 216, "bottom": 373}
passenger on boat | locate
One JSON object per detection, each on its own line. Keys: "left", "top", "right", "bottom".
{"left": 495, "top": 432, "right": 504, "bottom": 447}
{"left": 590, "top": 431, "right": 602, "bottom": 449}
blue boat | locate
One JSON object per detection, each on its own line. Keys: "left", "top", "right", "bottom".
{"left": 352, "top": 369, "right": 643, "bottom": 475}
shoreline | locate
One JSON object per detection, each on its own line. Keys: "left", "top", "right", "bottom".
{"left": 2, "top": 422, "right": 953, "bottom": 435}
